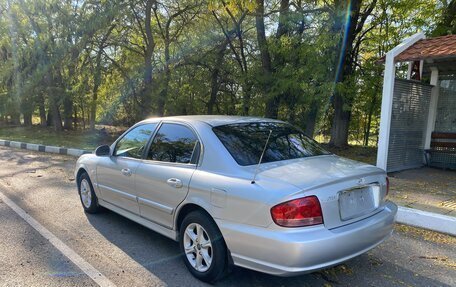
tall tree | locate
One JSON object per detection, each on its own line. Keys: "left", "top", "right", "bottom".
{"left": 126, "top": 0, "right": 157, "bottom": 120}
{"left": 154, "top": 1, "right": 200, "bottom": 116}
{"left": 329, "top": 0, "right": 377, "bottom": 147}
{"left": 255, "top": 0, "right": 275, "bottom": 118}
{"left": 212, "top": 1, "right": 252, "bottom": 115}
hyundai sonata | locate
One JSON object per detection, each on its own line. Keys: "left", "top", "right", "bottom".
{"left": 75, "top": 116, "right": 397, "bottom": 282}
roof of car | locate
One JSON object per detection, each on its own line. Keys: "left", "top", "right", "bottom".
{"left": 141, "top": 115, "right": 284, "bottom": 127}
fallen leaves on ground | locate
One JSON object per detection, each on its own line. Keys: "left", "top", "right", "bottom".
{"left": 395, "top": 224, "right": 456, "bottom": 246}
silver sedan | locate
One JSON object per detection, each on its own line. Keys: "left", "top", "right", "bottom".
{"left": 75, "top": 116, "right": 397, "bottom": 283}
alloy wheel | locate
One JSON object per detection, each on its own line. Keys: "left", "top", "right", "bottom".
{"left": 80, "top": 178, "right": 92, "bottom": 208}
{"left": 183, "top": 223, "right": 213, "bottom": 272}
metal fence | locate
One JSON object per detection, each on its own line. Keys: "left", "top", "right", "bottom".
{"left": 387, "top": 79, "right": 432, "bottom": 172}
{"left": 435, "top": 78, "right": 456, "bottom": 133}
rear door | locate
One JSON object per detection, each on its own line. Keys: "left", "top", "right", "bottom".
{"left": 96, "top": 123, "right": 158, "bottom": 214}
{"left": 135, "top": 122, "right": 200, "bottom": 228}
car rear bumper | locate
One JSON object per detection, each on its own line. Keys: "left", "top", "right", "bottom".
{"left": 216, "top": 201, "right": 397, "bottom": 276}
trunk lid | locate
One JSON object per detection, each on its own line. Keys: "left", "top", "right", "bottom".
{"left": 255, "top": 155, "right": 382, "bottom": 190}
{"left": 255, "top": 155, "right": 388, "bottom": 229}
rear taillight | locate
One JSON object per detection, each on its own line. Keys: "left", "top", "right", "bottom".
{"left": 271, "top": 196, "right": 323, "bottom": 227}
{"left": 386, "top": 177, "right": 390, "bottom": 196}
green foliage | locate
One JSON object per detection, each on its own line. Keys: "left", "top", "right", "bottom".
{"left": 0, "top": 0, "right": 448, "bottom": 146}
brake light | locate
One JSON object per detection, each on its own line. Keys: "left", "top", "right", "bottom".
{"left": 271, "top": 196, "right": 323, "bottom": 227}
{"left": 386, "top": 177, "right": 390, "bottom": 196}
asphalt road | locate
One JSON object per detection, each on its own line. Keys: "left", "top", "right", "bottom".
{"left": 0, "top": 146, "right": 454, "bottom": 287}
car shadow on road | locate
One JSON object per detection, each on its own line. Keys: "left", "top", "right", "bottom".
{"left": 85, "top": 210, "right": 452, "bottom": 287}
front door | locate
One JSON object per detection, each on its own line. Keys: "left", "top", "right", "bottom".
{"left": 135, "top": 122, "right": 200, "bottom": 228}
{"left": 96, "top": 123, "right": 158, "bottom": 214}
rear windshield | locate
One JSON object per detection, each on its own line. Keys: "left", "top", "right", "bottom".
{"left": 213, "top": 122, "right": 330, "bottom": 166}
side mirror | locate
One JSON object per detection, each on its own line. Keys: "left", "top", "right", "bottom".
{"left": 95, "top": 145, "right": 111, "bottom": 156}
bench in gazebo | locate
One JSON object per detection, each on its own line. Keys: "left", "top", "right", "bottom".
{"left": 425, "top": 132, "right": 456, "bottom": 169}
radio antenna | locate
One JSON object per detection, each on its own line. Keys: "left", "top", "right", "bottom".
{"left": 251, "top": 129, "right": 272, "bottom": 184}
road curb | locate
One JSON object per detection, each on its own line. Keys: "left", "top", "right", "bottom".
{"left": 0, "top": 138, "right": 454, "bottom": 235}
{"left": 396, "top": 206, "right": 456, "bottom": 236}
{"left": 0, "top": 139, "right": 91, "bottom": 157}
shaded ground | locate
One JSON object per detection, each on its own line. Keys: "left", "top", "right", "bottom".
{"left": 388, "top": 167, "right": 456, "bottom": 216}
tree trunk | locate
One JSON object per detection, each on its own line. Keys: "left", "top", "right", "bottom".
{"left": 73, "top": 107, "right": 78, "bottom": 130}
{"left": 363, "top": 92, "right": 377, "bottom": 146}
{"left": 255, "top": 0, "right": 277, "bottom": 118}
{"left": 38, "top": 95, "right": 47, "bottom": 126}
{"left": 157, "top": 75, "right": 168, "bottom": 117}
{"left": 23, "top": 112, "right": 32, "bottom": 126}
{"left": 207, "top": 43, "right": 226, "bottom": 114}
{"left": 80, "top": 103, "right": 86, "bottom": 130}
{"left": 330, "top": 96, "right": 351, "bottom": 146}
{"left": 90, "top": 58, "right": 101, "bottom": 130}
{"left": 90, "top": 89, "right": 98, "bottom": 130}
{"left": 50, "top": 97, "right": 63, "bottom": 131}
{"left": 264, "top": 95, "right": 279, "bottom": 119}
{"left": 207, "top": 70, "right": 219, "bottom": 115}
{"left": 241, "top": 84, "right": 252, "bottom": 116}
{"left": 157, "top": 35, "right": 170, "bottom": 117}
{"left": 20, "top": 95, "right": 34, "bottom": 127}
{"left": 304, "top": 101, "right": 318, "bottom": 138}
{"left": 276, "top": 0, "right": 290, "bottom": 38}
{"left": 63, "top": 97, "right": 73, "bottom": 130}
{"left": 46, "top": 110, "right": 53, "bottom": 126}
{"left": 329, "top": 0, "right": 363, "bottom": 147}
{"left": 90, "top": 25, "right": 114, "bottom": 130}
{"left": 47, "top": 82, "right": 63, "bottom": 130}
{"left": 140, "top": 0, "right": 156, "bottom": 119}
{"left": 10, "top": 113, "right": 20, "bottom": 125}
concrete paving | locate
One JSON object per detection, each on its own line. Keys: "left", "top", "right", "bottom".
{"left": 389, "top": 167, "right": 456, "bottom": 216}
{"left": 0, "top": 146, "right": 455, "bottom": 287}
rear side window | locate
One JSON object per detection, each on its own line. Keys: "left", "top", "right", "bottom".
{"left": 148, "top": 123, "right": 199, "bottom": 164}
{"left": 213, "top": 122, "right": 330, "bottom": 166}
{"left": 115, "top": 123, "right": 158, "bottom": 158}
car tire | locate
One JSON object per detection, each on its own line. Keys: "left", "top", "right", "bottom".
{"left": 78, "top": 172, "right": 101, "bottom": 214}
{"left": 179, "top": 211, "right": 229, "bottom": 283}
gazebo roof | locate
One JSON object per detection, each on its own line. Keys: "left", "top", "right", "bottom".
{"left": 395, "top": 34, "right": 456, "bottom": 62}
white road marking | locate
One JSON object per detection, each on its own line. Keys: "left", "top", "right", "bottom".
{"left": 0, "top": 190, "right": 116, "bottom": 287}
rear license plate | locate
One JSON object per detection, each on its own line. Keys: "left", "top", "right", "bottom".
{"left": 339, "top": 186, "right": 378, "bottom": 221}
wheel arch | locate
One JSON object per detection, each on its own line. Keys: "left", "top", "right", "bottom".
{"left": 175, "top": 203, "right": 213, "bottom": 233}
{"left": 76, "top": 167, "right": 88, "bottom": 188}
{"left": 175, "top": 202, "right": 234, "bottom": 268}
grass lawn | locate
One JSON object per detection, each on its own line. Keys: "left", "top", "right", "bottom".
{"left": 0, "top": 126, "right": 121, "bottom": 150}
{"left": 324, "top": 144, "right": 377, "bottom": 165}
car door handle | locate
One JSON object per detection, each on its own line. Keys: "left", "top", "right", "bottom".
{"left": 166, "top": 178, "right": 183, "bottom": 188}
{"left": 121, "top": 168, "right": 132, "bottom": 177}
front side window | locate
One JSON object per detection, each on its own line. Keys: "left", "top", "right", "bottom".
{"left": 148, "top": 123, "right": 199, "bottom": 164}
{"left": 114, "top": 123, "right": 157, "bottom": 158}
{"left": 213, "top": 122, "right": 330, "bottom": 166}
